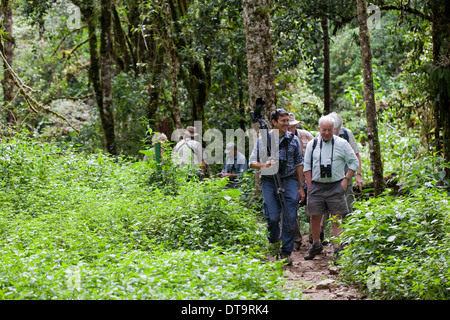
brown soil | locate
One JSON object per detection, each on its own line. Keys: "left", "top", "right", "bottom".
{"left": 280, "top": 235, "right": 369, "bottom": 300}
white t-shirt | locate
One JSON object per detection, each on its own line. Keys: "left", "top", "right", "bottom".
{"left": 172, "top": 138, "right": 206, "bottom": 167}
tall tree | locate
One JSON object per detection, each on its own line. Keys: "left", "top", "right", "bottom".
{"left": 100, "top": 0, "right": 117, "bottom": 154}
{"left": 167, "top": 0, "right": 211, "bottom": 125}
{"left": 430, "top": 0, "right": 450, "bottom": 175}
{"left": 356, "top": 0, "right": 384, "bottom": 196}
{"left": 242, "top": 0, "right": 276, "bottom": 120}
{"left": 243, "top": 0, "right": 276, "bottom": 196}
{"left": 0, "top": 0, "right": 14, "bottom": 124}
{"left": 321, "top": 15, "right": 331, "bottom": 114}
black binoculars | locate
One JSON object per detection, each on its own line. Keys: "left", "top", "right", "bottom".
{"left": 320, "top": 164, "right": 332, "bottom": 178}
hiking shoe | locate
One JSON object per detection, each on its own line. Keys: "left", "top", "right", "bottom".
{"left": 280, "top": 254, "right": 293, "bottom": 266}
{"left": 304, "top": 243, "right": 323, "bottom": 260}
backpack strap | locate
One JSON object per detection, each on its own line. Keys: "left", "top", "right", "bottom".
{"left": 339, "top": 127, "right": 349, "bottom": 142}
{"left": 310, "top": 137, "right": 318, "bottom": 176}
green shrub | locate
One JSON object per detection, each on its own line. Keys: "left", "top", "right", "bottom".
{"left": 340, "top": 187, "right": 450, "bottom": 299}
{"left": 0, "top": 135, "right": 294, "bottom": 299}
{"left": 0, "top": 247, "right": 301, "bottom": 300}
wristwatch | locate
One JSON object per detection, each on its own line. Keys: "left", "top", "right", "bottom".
{"left": 344, "top": 176, "right": 351, "bottom": 181}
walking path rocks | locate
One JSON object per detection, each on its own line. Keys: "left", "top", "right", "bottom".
{"left": 280, "top": 235, "right": 368, "bottom": 300}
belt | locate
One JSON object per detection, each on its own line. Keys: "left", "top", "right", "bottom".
{"left": 312, "top": 179, "right": 343, "bottom": 185}
{"left": 261, "top": 173, "right": 297, "bottom": 182}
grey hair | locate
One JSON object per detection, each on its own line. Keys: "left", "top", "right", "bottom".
{"left": 328, "top": 112, "right": 343, "bottom": 129}
{"left": 318, "top": 115, "right": 336, "bottom": 128}
{"left": 152, "top": 132, "right": 168, "bottom": 144}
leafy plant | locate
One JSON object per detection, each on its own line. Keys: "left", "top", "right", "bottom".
{"left": 340, "top": 187, "right": 450, "bottom": 299}
{"left": 0, "top": 135, "right": 297, "bottom": 299}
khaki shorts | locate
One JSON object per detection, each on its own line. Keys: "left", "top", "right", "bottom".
{"left": 306, "top": 180, "right": 349, "bottom": 216}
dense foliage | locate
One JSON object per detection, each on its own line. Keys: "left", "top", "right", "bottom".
{"left": 337, "top": 114, "right": 450, "bottom": 300}
{"left": 340, "top": 188, "right": 450, "bottom": 299}
{"left": 0, "top": 134, "right": 302, "bottom": 299}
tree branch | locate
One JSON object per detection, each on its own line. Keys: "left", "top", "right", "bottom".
{"left": 0, "top": 50, "right": 80, "bottom": 134}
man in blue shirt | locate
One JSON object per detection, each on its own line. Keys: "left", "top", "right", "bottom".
{"left": 249, "top": 109, "right": 305, "bottom": 265}
{"left": 218, "top": 142, "right": 248, "bottom": 188}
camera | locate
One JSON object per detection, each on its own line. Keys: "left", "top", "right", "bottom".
{"left": 250, "top": 98, "right": 265, "bottom": 123}
{"left": 320, "top": 164, "right": 332, "bottom": 178}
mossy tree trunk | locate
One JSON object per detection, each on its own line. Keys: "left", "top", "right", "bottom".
{"left": 431, "top": 0, "right": 450, "bottom": 176}
{"left": 356, "top": 0, "right": 384, "bottom": 196}
{"left": 100, "top": 0, "right": 117, "bottom": 155}
{"left": 243, "top": 0, "right": 276, "bottom": 195}
{"left": 243, "top": 0, "right": 276, "bottom": 121}
{"left": 0, "top": 0, "right": 15, "bottom": 124}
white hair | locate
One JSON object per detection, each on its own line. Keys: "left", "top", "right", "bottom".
{"left": 152, "top": 132, "right": 168, "bottom": 144}
{"left": 318, "top": 115, "right": 336, "bottom": 128}
{"left": 328, "top": 112, "right": 343, "bottom": 129}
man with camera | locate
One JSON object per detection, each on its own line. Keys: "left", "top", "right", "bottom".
{"left": 249, "top": 108, "right": 306, "bottom": 266}
{"left": 303, "top": 115, "right": 359, "bottom": 263}
{"left": 218, "top": 142, "right": 248, "bottom": 188}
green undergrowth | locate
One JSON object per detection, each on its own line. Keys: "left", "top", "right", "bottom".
{"left": 0, "top": 136, "right": 302, "bottom": 300}
{"left": 340, "top": 187, "right": 450, "bottom": 299}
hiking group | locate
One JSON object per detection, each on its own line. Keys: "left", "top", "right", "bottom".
{"left": 148, "top": 110, "right": 362, "bottom": 266}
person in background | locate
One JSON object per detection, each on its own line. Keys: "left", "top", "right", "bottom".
{"left": 303, "top": 115, "right": 359, "bottom": 263}
{"left": 287, "top": 113, "right": 313, "bottom": 251}
{"left": 218, "top": 142, "right": 248, "bottom": 188}
{"left": 143, "top": 132, "right": 168, "bottom": 162}
{"left": 172, "top": 126, "right": 207, "bottom": 174}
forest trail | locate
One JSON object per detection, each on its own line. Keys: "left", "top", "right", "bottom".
{"left": 280, "top": 235, "right": 368, "bottom": 300}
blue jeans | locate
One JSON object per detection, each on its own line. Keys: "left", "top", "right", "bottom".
{"left": 262, "top": 177, "right": 299, "bottom": 256}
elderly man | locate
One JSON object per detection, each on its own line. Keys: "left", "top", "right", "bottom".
{"left": 143, "top": 132, "right": 168, "bottom": 162}
{"left": 303, "top": 115, "right": 359, "bottom": 262}
{"left": 249, "top": 108, "right": 306, "bottom": 265}
{"left": 218, "top": 142, "right": 248, "bottom": 188}
{"left": 317, "top": 112, "right": 363, "bottom": 243}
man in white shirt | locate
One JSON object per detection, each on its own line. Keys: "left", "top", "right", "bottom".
{"left": 172, "top": 126, "right": 206, "bottom": 174}
{"left": 303, "top": 115, "right": 359, "bottom": 262}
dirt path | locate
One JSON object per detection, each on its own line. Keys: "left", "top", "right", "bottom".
{"left": 281, "top": 235, "right": 368, "bottom": 300}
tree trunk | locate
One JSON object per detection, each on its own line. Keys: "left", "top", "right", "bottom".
{"left": 242, "top": 0, "right": 276, "bottom": 121}
{"left": 112, "top": 4, "right": 133, "bottom": 73}
{"left": 321, "top": 15, "right": 331, "bottom": 114}
{"left": 167, "top": 0, "right": 210, "bottom": 124}
{"left": 168, "top": 37, "right": 182, "bottom": 129}
{"left": 356, "top": 0, "right": 384, "bottom": 196}
{"left": 187, "top": 57, "right": 210, "bottom": 124}
{"left": 431, "top": 0, "right": 450, "bottom": 176}
{"left": 100, "top": 0, "right": 117, "bottom": 155}
{"left": 243, "top": 0, "right": 276, "bottom": 196}
{"left": 0, "top": 0, "right": 15, "bottom": 124}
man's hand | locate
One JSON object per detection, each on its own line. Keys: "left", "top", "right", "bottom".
{"left": 355, "top": 174, "right": 363, "bottom": 191}
{"left": 341, "top": 178, "right": 348, "bottom": 191}
{"left": 265, "top": 160, "right": 276, "bottom": 168}
{"left": 298, "top": 187, "right": 306, "bottom": 204}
